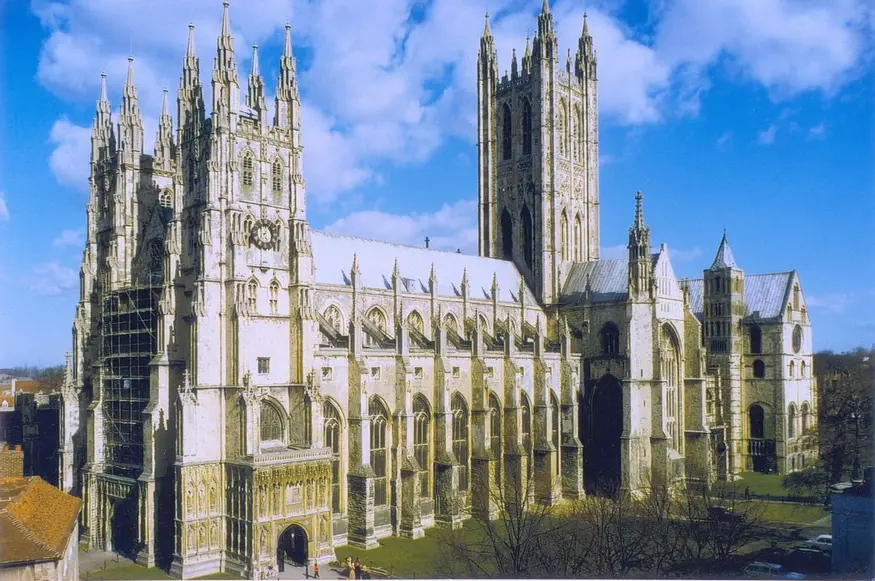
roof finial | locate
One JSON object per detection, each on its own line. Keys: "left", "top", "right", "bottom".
{"left": 161, "top": 88, "right": 169, "bottom": 115}
{"left": 284, "top": 23, "right": 292, "bottom": 56}
{"left": 125, "top": 56, "right": 135, "bottom": 88}
{"left": 186, "top": 23, "right": 196, "bottom": 56}
{"left": 221, "top": 2, "right": 231, "bottom": 37}
{"left": 483, "top": 12, "right": 491, "bottom": 36}
{"left": 251, "top": 43, "right": 260, "bottom": 76}
{"left": 542, "top": 0, "right": 550, "bottom": 14}
{"left": 99, "top": 72, "right": 108, "bottom": 102}
{"left": 634, "top": 190, "right": 645, "bottom": 230}
{"left": 583, "top": 11, "right": 589, "bottom": 36}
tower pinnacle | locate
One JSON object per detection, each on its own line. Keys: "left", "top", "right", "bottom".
{"left": 634, "top": 190, "right": 644, "bottom": 230}
{"left": 221, "top": 1, "right": 231, "bottom": 37}
{"left": 709, "top": 231, "right": 738, "bottom": 270}
{"left": 483, "top": 12, "right": 491, "bottom": 37}
{"left": 186, "top": 23, "right": 195, "bottom": 56}
{"left": 99, "top": 72, "right": 108, "bottom": 103}
{"left": 247, "top": 43, "right": 266, "bottom": 114}
{"left": 542, "top": 0, "right": 550, "bottom": 14}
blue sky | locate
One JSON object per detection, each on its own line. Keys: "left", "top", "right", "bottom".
{"left": 0, "top": 0, "right": 872, "bottom": 366}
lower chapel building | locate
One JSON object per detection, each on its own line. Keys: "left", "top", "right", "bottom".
{"left": 59, "top": 3, "right": 818, "bottom": 576}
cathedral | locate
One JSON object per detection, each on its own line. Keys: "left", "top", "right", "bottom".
{"left": 59, "top": 2, "right": 818, "bottom": 577}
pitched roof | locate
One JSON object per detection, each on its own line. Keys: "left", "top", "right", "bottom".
{"left": 561, "top": 254, "right": 661, "bottom": 303}
{"left": 682, "top": 272, "right": 794, "bottom": 321}
{"left": 310, "top": 231, "right": 535, "bottom": 304}
{"left": 0, "top": 477, "right": 81, "bottom": 566}
{"left": 708, "top": 233, "right": 738, "bottom": 270}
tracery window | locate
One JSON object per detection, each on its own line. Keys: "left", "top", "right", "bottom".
{"left": 502, "top": 104, "right": 512, "bottom": 160}
{"left": 451, "top": 393, "right": 469, "bottom": 491}
{"left": 521, "top": 205, "right": 533, "bottom": 269}
{"left": 247, "top": 279, "right": 258, "bottom": 312}
{"left": 323, "top": 401, "right": 343, "bottom": 513}
{"left": 271, "top": 158, "right": 282, "bottom": 194}
{"left": 269, "top": 280, "right": 279, "bottom": 314}
{"left": 322, "top": 305, "right": 344, "bottom": 344}
{"left": 521, "top": 391, "right": 533, "bottom": 473}
{"left": 788, "top": 404, "right": 797, "bottom": 439}
{"left": 407, "top": 310, "right": 424, "bottom": 334}
{"left": 444, "top": 313, "right": 459, "bottom": 336}
{"left": 574, "top": 214, "right": 583, "bottom": 262}
{"left": 550, "top": 390, "right": 560, "bottom": 475}
{"left": 159, "top": 189, "right": 173, "bottom": 208}
{"left": 560, "top": 211, "right": 569, "bottom": 261}
{"left": 600, "top": 322, "right": 620, "bottom": 355}
{"left": 365, "top": 308, "right": 387, "bottom": 347}
{"left": 413, "top": 395, "right": 431, "bottom": 498}
{"left": 242, "top": 152, "right": 254, "bottom": 190}
{"left": 370, "top": 397, "right": 389, "bottom": 506}
{"left": 558, "top": 100, "right": 568, "bottom": 157}
{"left": 501, "top": 208, "right": 513, "bottom": 260}
{"left": 522, "top": 99, "right": 532, "bottom": 155}
{"left": 663, "top": 326, "right": 680, "bottom": 451}
{"left": 260, "top": 402, "right": 283, "bottom": 444}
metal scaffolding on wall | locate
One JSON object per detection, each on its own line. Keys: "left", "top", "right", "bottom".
{"left": 100, "top": 275, "right": 161, "bottom": 479}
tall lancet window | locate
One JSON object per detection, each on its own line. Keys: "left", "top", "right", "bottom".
{"left": 521, "top": 205, "right": 533, "bottom": 269}
{"left": 369, "top": 397, "right": 389, "bottom": 506}
{"left": 413, "top": 395, "right": 431, "bottom": 498}
{"left": 452, "top": 393, "right": 470, "bottom": 491}
{"left": 242, "top": 152, "right": 255, "bottom": 190}
{"left": 502, "top": 104, "right": 512, "bottom": 160}
{"left": 522, "top": 99, "right": 532, "bottom": 155}
{"left": 550, "top": 390, "right": 561, "bottom": 476}
{"left": 663, "top": 325, "right": 681, "bottom": 452}
{"left": 558, "top": 100, "right": 568, "bottom": 157}
{"left": 323, "top": 401, "right": 343, "bottom": 513}
{"left": 247, "top": 278, "right": 258, "bottom": 312}
{"left": 269, "top": 280, "right": 279, "bottom": 314}
{"left": 271, "top": 158, "right": 283, "bottom": 194}
{"left": 560, "top": 211, "right": 569, "bottom": 261}
{"left": 521, "top": 391, "right": 533, "bottom": 473}
{"left": 490, "top": 393, "right": 502, "bottom": 487}
{"left": 574, "top": 214, "right": 583, "bottom": 262}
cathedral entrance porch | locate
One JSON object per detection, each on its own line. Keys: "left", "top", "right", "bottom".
{"left": 278, "top": 524, "right": 309, "bottom": 568}
{"left": 584, "top": 375, "right": 623, "bottom": 496}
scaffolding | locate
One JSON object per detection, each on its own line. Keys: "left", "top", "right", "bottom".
{"left": 100, "top": 276, "right": 161, "bottom": 479}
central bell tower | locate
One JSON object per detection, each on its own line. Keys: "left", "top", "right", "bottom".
{"left": 477, "top": 1, "right": 599, "bottom": 304}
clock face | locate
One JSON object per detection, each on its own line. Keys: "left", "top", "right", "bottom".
{"left": 251, "top": 220, "right": 275, "bottom": 249}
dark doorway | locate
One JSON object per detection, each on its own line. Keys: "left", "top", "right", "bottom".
{"left": 110, "top": 492, "right": 137, "bottom": 558}
{"left": 278, "top": 524, "right": 308, "bottom": 567}
{"left": 585, "top": 375, "right": 623, "bottom": 495}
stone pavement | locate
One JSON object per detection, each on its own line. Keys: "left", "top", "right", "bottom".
{"left": 78, "top": 544, "right": 134, "bottom": 576}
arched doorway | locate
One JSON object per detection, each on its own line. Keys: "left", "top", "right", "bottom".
{"left": 587, "top": 375, "right": 623, "bottom": 495}
{"left": 278, "top": 524, "right": 308, "bottom": 568}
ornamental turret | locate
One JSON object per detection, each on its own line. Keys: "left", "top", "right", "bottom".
{"left": 118, "top": 57, "right": 144, "bottom": 158}
{"left": 628, "top": 192, "right": 652, "bottom": 300}
{"left": 211, "top": 1, "right": 239, "bottom": 126}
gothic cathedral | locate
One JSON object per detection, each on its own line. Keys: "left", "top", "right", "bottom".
{"left": 60, "top": 2, "right": 818, "bottom": 577}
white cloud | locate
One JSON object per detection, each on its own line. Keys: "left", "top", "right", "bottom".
{"left": 0, "top": 192, "right": 9, "bottom": 222}
{"left": 323, "top": 199, "right": 478, "bottom": 253}
{"left": 48, "top": 118, "right": 91, "bottom": 192}
{"left": 53, "top": 228, "right": 85, "bottom": 248}
{"left": 807, "top": 291, "right": 874, "bottom": 314}
{"left": 757, "top": 124, "right": 777, "bottom": 145}
{"left": 716, "top": 131, "right": 732, "bottom": 148}
{"left": 808, "top": 123, "right": 826, "bottom": 139}
{"left": 28, "top": 261, "right": 78, "bottom": 296}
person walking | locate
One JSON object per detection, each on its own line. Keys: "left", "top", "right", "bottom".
{"left": 354, "top": 558, "right": 362, "bottom": 580}
{"left": 313, "top": 561, "right": 320, "bottom": 579}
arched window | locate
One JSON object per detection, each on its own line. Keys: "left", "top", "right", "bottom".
{"left": 574, "top": 214, "right": 583, "bottom": 262}
{"left": 501, "top": 208, "right": 513, "bottom": 260}
{"left": 323, "top": 401, "right": 343, "bottom": 513}
{"left": 574, "top": 104, "right": 583, "bottom": 162}
{"left": 444, "top": 313, "right": 459, "bottom": 336}
{"left": 801, "top": 402, "right": 811, "bottom": 434}
{"left": 750, "top": 325, "right": 762, "bottom": 354}
{"left": 271, "top": 158, "right": 282, "bottom": 194}
{"left": 753, "top": 360, "right": 765, "bottom": 379}
{"left": 413, "top": 395, "right": 431, "bottom": 498}
{"left": 558, "top": 99, "right": 567, "bottom": 157}
{"left": 159, "top": 189, "right": 173, "bottom": 208}
{"left": 792, "top": 325, "right": 803, "bottom": 353}
{"left": 369, "top": 397, "right": 389, "bottom": 506}
{"left": 789, "top": 361, "right": 795, "bottom": 378}
{"left": 407, "top": 310, "right": 424, "bottom": 334}
{"left": 663, "top": 325, "right": 680, "bottom": 451}
{"left": 451, "top": 393, "right": 469, "bottom": 491}
{"left": 787, "top": 404, "right": 797, "bottom": 439}
{"left": 793, "top": 284, "right": 800, "bottom": 310}
{"left": 269, "top": 280, "right": 279, "bottom": 314}
{"left": 148, "top": 241, "right": 164, "bottom": 282}
{"left": 560, "top": 211, "right": 569, "bottom": 261}
{"left": 521, "top": 391, "right": 532, "bottom": 473}
{"left": 570, "top": 106, "right": 577, "bottom": 161}
{"left": 244, "top": 215, "right": 254, "bottom": 240}
{"left": 749, "top": 404, "right": 765, "bottom": 439}
{"left": 477, "top": 313, "right": 490, "bottom": 336}
{"left": 242, "top": 152, "right": 254, "bottom": 190}
{"left": 800, "top": 360, "right": 806, "bottom": 378}
{"left": 365, "top": 308, "right": 387, "bottom": 347}
{"left": 261, "top": 402, "right": 283, "bottom": 445}
{"left": 550, "top": 390, "right": 560, "bottom": 476}
{"left": 600, "top": 323, "right": 620, "bottom": 355}
{"left": 490, "top": 393, "right": 502, "bottom": 487}
{"left": 521, "top": 205, "right": 533, "bottom": 269}
{"left": 247, "top": 278, "right": 258, "bottom": 312}
{"left": 522, "top": 99, "right": 532, "bottom": 155}
{"left": 502, "top": 104, "right": 512, "bottom": 160}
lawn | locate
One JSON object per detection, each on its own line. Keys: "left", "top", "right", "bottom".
{"left": 758, "top": 501, "right": 825, "bottom": 524}
{"left": 83, "top": 564, "right": 174, "bottom": 580}
{"left": 735, "top": 472, "right": 790, "bottom": 496}
{"left": 333, "top": 521, "right": 485, "bottom": 579}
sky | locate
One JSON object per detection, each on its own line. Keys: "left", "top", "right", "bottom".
{"left": 0, "top": 0, "right": 873, "bottom": 366}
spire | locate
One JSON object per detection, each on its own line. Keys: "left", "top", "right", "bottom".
{"left": 542, "top": 0, "right": 550, "bottom": 14}
{"left": 212, "top": 1, "right": 239, "bottom": 120}
{"left": 154, "top": 89, "right": 174, "bottom": 166}
{"left": 125, "top": 56, "right": 135, "bottom": 91}
{"left": 483, "top": 12, "right": 491, "bottom": 37}
{"left": 511, "top": 48, "right": 518, "bottom": 78}
{"left": 246, "top": 44, "right": 266, "bottom": 113}
{"left": 221, "top": 1, "right": 231, "bottom": 37}
{"left": 119, "top": 57, "right": 143, "bottom": 152}
{"left": 99, "top": 72, "right": 108, "bottom": 103}
{"left": 709, "top": 231, "right": 738, "bottom": 270}
{"left": 186, "top": 22, "right": 196, "bottom": 57}
{"left": 179, "top": 23, "right": 204, "bottom": 140}
{"left": 537, "top": 0, "right": 555, "bottom": 52}
{"left": 634, "top": 190, "right": 645, "bottom": 230}
{"left": 91, "top": 72, "right": 114, "bottom": 161}
{"left": 576, "top": 11, "right": 596, "bottom": 79}
{"left": 161, "top": 87, "right": 169, "bottom": 116}
{"left": 275, "top": 23, "right": 299, "bottom": 131}
{"left": 583, "top": 11, "right": 589, "bottom": 36}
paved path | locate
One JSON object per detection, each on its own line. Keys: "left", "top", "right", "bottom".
{"left": 78, "top": 545, "right": 134, "bottom": 576}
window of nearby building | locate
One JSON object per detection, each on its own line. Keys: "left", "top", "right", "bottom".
{"left": 753, "top": 360, "right": 765, "bottom": 379}
{"left": 257, "top": 357, "right": 270, "bottom": 374}
{"left": 749, "top": 404, "right": 765, "bottom": 439}
{"left": 261, "top": 402, "right": 283, "bottom": 443}
{"left": 242, "top": 152, "right": 254, "bottom": 190}
{"left": 413, "top": 395, "right": 431, "bottom": 498}
{"left": 159, "top": 189, "right": 173, "bottom": 208}
{"left": 600, "top": 322, "right": 620, "bottom": 355}
{"left": 451, "top": 393, "right": 469, "bottom": 491}
{"left": 271, "top": 158, "right": 282, "bottom": 194}
{"left": 787, "top": 404, "right": 797, "bottom": 439}
{"left": 502, "top": 104, "right": 512, "bottom": 160}
{"left": 323, "top": 401, "right": 342, "bottom": 513}
{"left": 370, "top": 397, "right": 389, "bottom": 506}
{"left": 750, "top": 325, "right": 762, "bottom": 354}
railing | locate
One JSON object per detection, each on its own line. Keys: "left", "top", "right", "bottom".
{"left": 254, "top": 446, "right": 331, "bottom": 466}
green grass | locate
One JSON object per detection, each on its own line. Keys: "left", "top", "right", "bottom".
{"left": 735, "top": 472, "right": 790, "bottom": 496}
{"left": 758, "top": 501, "right": 825, "bottom": 524}
{"left": 193, "top": 573, "right": 244, "bottom": 580}
{"left": 83, "top": 564, "right": 174, "bottom": 580}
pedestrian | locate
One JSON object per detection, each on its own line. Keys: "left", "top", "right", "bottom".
{"left": 354, "top": 558, "right": 362, "bottom": 580}
{"left": 314, "top": 561, "right": 320, "bottom": 579}
{"left": 744, "top": 486, "right": 750, "bottom": 499}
